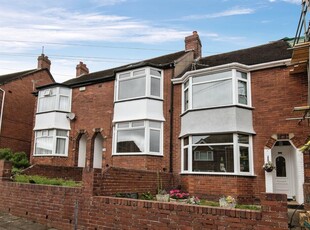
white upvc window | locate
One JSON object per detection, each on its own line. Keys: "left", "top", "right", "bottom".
{"left": 113, "top": 120, "right": 163, "bottom": 156}
{"left": 182, "top": 133, "right": 253, "bottom": 175}
{"left": 182, "top": 70, "right": 251, "bottom": 112}
{"left": 34, "top": 129, "right": 69, "bottom": 156}
{"left": 37, "top": 87, "right": 71, "bottom": 113}
{"left": 115, "top": 67, "right": 162, "bottom": 101}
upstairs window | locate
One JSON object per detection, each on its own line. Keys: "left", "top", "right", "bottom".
{"left": 38, "top": 87, "right": 71, "bottom": 113}
{"left": 183, "top": 70, "right": 250, "bottom": 112}
{"left": 116, "top": 67, "right": 162, "bottom": 101}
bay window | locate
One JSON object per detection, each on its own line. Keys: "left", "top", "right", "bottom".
{"left": 114, "top": 120, "right": 162, "bottom": 155}
{"left": 37, "top": 87, "right": 71, "bottom": 113}
{"left": 116, "top": 67, "right": 162, "bottom": 101}
{"left": 34, "top": 129, "right": 69, "bottom": 156}
{"left": 182, "top": 133, "right": 252, "bottom": 175}
{"left": 183, "top": 70, "right": 250, "bottom": 111}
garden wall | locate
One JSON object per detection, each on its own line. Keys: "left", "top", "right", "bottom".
{"left": 22, "top": 164, "right": 83, "bottom": 182}
{"left": 0, "top": 180, "right": 288, "bottom": 229}
{"left": 91, "top": 167, "right": 174, "bottom": 196}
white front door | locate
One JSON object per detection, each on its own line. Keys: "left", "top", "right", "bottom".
{"left": 93, "top": 134, "right": 103, "bottom": 169}
{"left": 272, "top": 146, "right": 295, "bottom": 198}
{"left": 78, "top": 135, "right": 87, "bottom": 167}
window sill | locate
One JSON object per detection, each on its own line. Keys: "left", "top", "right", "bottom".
{"left": 36, "top": 110, "right": 70, "bottom": 115}
{"left": 112, "top": 153, "right": 163, "bottom": 157}
{"left": 115, "top": 96, "right": 163, "bottom": 103}
{"left": 181, "top": 104, "right": 254, "bottom": 117}
{"left": 33, "top": 154, "right": 68, "bottom": 158}
{"left": 180, "top": 171, "right": 256, "bottom": 177}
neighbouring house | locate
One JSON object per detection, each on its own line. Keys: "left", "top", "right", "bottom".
{"left": 30, "top": 32, "right": 309, "bottom": 204}
{"left": 0, "top": 54, "right": 55, "bottom": 156}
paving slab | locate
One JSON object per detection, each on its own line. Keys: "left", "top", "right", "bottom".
{"left": 0, "top": 212, "right": 57, "bottom": 230}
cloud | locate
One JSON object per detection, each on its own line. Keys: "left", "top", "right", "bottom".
{"left": 90, "top": 0, "right": 127, "bottom": 6}
{"left": 269, "top": 0, "right": 300, "bottom": 4}
{"left": 183, "top": 7, "right": 255, "bottom": 20}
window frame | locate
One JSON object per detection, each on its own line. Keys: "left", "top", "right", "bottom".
{"left": 115, "top": 67, "right": 163, "bottom": 102}
{"left": 181, "top": 133, "right": 253, "bottom": 176}
{"left": 182, "top": 69, "right": 251, "bottom": 112}
{"left": 113, "top": 120, "right": 163, "bottom": 156}
{"left": 34, "top": 129, "right": 69, "bottom": 157}
{"left": 37, "top": 87, "right": 72, "bottom": 113}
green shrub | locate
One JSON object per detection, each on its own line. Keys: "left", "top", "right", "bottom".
{"left": 0, "top": 148, "right": 30, "bottom": 170}
{"left": 140, "top": 192, "right": 154, "bottom": 200}
{"left": 14, "top": 175, "right": 81, "bottom": 187}
{"left": 0, "top": 148, "right": 13, "bottom": 161}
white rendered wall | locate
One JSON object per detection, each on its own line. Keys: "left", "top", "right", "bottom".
{"left": 34, "top": 112, "right": 71, "bottom": 130}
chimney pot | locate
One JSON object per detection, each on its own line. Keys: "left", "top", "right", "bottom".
{"left": 37, "top": 54, "right": 51, "bottom": 70}
{"left": 185, "top": 31, "right": 202, "bottom": 59}
{"left": 76, "top": 61, "right": 89, "bottom": 77}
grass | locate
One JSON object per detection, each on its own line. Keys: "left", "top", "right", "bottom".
{"left": 14, "top": 174, "right": 81, "bottom": 187}
{"left": 199, "top": 199, "right": 261, "bottom": 210}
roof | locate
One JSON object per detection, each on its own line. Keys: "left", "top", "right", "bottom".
{"left": 196, "top": 39, "right": 292, "bottom": 69}
{"left": 63, "top": 50, "right": 188, "bottom": 87}
{"left": 0, "top": 69, "right": 39, "bottom": 85}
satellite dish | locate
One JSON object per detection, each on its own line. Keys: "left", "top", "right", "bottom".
{"left": 66, "top": 112, "right": 76, "bottom": 120}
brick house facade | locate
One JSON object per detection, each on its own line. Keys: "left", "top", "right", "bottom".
{"left": 30, "top": 33, "right": 310, "bottom": 204}
{"left": 0, "top": 54, "right": 55, "bottom": 156}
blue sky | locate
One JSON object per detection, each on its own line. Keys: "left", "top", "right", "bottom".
{"left": 0, "top": 0, "right": 303, "bottom": 82}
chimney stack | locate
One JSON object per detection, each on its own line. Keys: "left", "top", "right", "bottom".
{"left": 37, "top": 54, "right": 51, "bottom": 70}
{"left": 185, "top": 31, "right": 202, "bottom": 59}
{"left": 76, "top": 61, "right": 89, "bottom": 77}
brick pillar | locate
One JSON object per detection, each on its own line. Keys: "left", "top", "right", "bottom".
{"left": 0, "top": 160, "right": 12, "bottom": 180}
{"left": 258, "top": 193, "right": 288, "bottom": 229}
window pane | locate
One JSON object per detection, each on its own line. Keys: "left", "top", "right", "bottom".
{"left": 240, "top": 146, "right": 249, "bottom": 172}
{"left": 119, "top": 72, "right": 130, "bottom": 79}
{"left": 237, "top": 71, "right": 247, "bottom": 80}
{"left": 192, "top": 79, "right": 232, "bottom": 108}
{"left": 56, "top": 130, "right": 68, "bottom": 137}
{"left": 238, "top": 134, "right": 249, "bottom": 144}
{"left": 118, "top": 76, "right": 146, "bottom": 100}
{"left": 35, "top": 136, "right": 53, "bottom": 155}
{"left": 133, "top": 69, "right": 145, "bottom": 76}
{"left": 192, "top": 145, "right": 234, "bottom": 172}
{"left": 151, "top": 77, "right": 160, "bottom": 97}
{"left": 59, "top": 96, "right": 69, "bottom": 111}
{"left": 150, "top": 129, "right": 160, "bottom": 152}
{"left": 118, "top": 122, "right": 129, "bottom": 128}
{"left": 238, "top": 80, "right": 247, "bottom": 105}
{"left": 150, "top": 69, "right": 161, "bottom": 77}
{"left": 276, "top": 156, "right": 286, "bottom": 177}
{"left": 183, "top": 148, "right": 188, "bottom": 171}
{"left": 193, "top": 134, "right": 233, "bottom": 144}
{"left": 117, "top": 129, "right": 145, "bottom": 153}
{"left": 149, "top": 121, "right": 161, "bottom": 128}
{"left": 192, "top": 71, "right": 231, "bottom": 84}
{"left": 183, "top": 137, "right": 189, "bottom": 146}
{"left": 184, "top": 80, "right": 189, "bottom": 89}
{"left": 184, "top": 89, "right": 189, "bottom": 111}
{"left": 56, "top": 138, "right": 66, "bottom": 154}
{"left": 38, "top": 96, "right": 56, "bottom": 112}
{"left": 132, "top": 120, "right": 144, "bottom": 127}
{"left": 59, "top": 87, "right": 70, "bottom": 95}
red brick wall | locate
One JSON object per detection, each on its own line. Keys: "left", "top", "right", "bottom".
{"left": 0, "top": 70, "right": 54, "bottom": 156}
{"left": 0, "top": 179, "right": 288, "bottom": 229}
{"left": 0, "top": 160, "right": 12, "bottom": 180}
{"left": 22, "top": 164, "right": 83, "bottom": 182}
{"left": 90, "top": 167, "right": 173, "bottom": 196}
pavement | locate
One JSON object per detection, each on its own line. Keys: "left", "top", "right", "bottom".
{"left": 0, "top": 212, "right": 57, "bottom": 230}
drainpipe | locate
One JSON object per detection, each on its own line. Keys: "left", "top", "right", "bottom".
{"left": 169, "top": 64, "right": 175, "bottom": 173}
{"left": 0, "top": 88, "right": 5, "bottom": 135}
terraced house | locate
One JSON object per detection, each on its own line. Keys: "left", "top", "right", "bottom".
{"left": 30, "top": 32, "right": 309, "bottom": 204}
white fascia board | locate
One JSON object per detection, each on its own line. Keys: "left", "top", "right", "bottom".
{"left": 172, "top": 59, "right": 292, "bottom": 84}
{"left": 0, "top": 88, "right": 5, "bottom": 135}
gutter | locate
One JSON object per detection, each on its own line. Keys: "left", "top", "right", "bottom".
{"left": 0, "top": 88, "right": 5, "bottom": 135}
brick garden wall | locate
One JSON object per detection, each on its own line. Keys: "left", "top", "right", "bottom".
{"left": 0, "top": 179, "right": 288, "bottom": 229}
{"left": 22, "top": 164, "right": 83, "bottom": 182}
{"left": 91, "top": 167, "right": 173, "bottom": 196}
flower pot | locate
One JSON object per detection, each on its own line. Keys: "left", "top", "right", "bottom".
{"left": 156, "top": 194, "right": 169, "bottom": 202}
{"left": 170, "top": 198, "right": 187, "bottom": 203}
{"left": 264, "top": 167, "right": 274, "bottom": 172}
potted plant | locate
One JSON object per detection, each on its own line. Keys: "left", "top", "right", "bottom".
{"left": 169, "top": 189, "right": 190, "bottom": 203}
{"left": 219, "top": 195, "right": 236, "bottom": 208}
{"left": 263, "top": 161, "right": 276, "bottom": 172}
